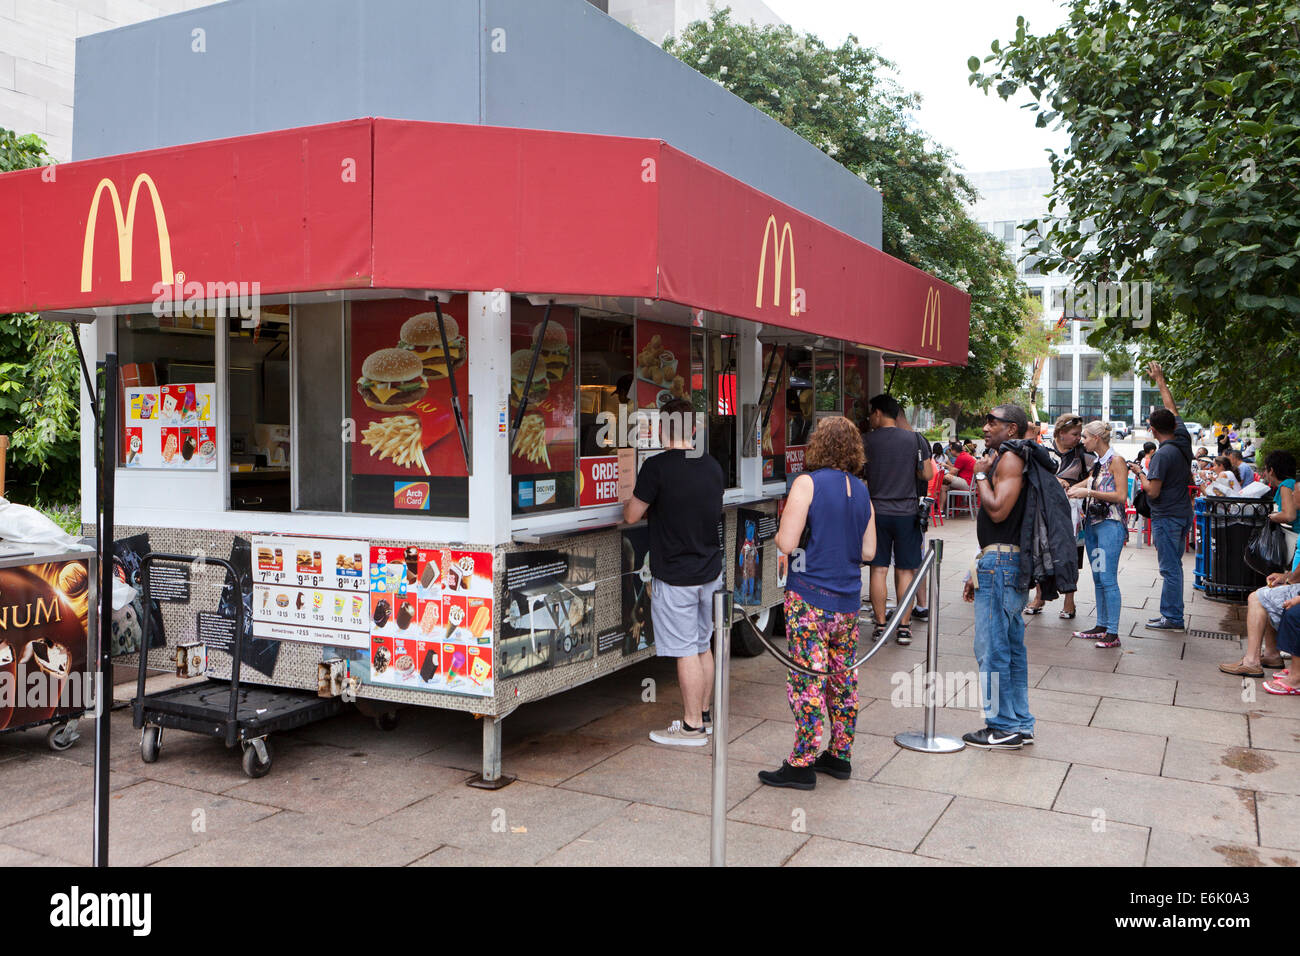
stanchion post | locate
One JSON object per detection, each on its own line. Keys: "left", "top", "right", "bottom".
{"left": 710, "top": 588, "right": 730, "bottom": 867}
{"left": 894, "top": 540, "right": 964, "bottom": 754}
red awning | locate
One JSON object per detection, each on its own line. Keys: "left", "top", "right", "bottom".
{"left": 0, "top": 118, "right": 968, "bottom": 364}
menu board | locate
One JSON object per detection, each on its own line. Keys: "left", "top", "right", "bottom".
{"left": 368, "top": 546, "right": 494, "bottom": 697}
{"left": 122, "top": 382, "right": 217, "bottom": 469}
{"left": 349, "top": 298, "right": 470, "bottom": 515}
{"left": 635, "top": 320, "right": 691, "bottom": 411}
{"left": 510, "top": 303, "right": 577, "bottom": 512}
{"left": 250, "top": 535, "right": 371, "bottom": 649}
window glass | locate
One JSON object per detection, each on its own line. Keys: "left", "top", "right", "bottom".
{"left": 814, "top": 348, "right": 841, "bottom": 416}
{"left": 229, "top": 307, "right": 291, "bottom": 511}
{"left": 703, "top": 331, "right": 738, "bottom": 488}
{"left": 843, "top": 352, "right": 870, "bottom": 432}
{"left": 509, "top": 301, "right": 577, "bottom": 514}
{"left": 784, "top": 346, "right": 814, "bottom": 474}
{"left": 348, "top": 297, "right": 471, "bottom": 517}
{"left": 759, "top": 343, "right": 787, "bottom": 482}
{"left": 576, "top": 311, "right": 633, "bottom": 508}
{"left": 117, "top": 313, "right": 217, "bottom": 470}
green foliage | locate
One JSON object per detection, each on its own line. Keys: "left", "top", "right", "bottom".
{"left": 971, "top": 1, "right": 1300, "bottom": 433}
{"left": 36, "top": 500, "right": 82, "bottom": 536}
{"left": 0, "top": 128, "right": 78, "bottom": 505}
{"left": 664, "top": 10, "right": 1036, "bottom": 416}
{"left": 1258, "top": 429, "right": 1300, "bottom": 465}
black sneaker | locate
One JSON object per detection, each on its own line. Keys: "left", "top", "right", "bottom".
{"left": 911, "top": 606, "right": 930, "bottom": 621}
{"left": 1145, "top": 617, "right": 1186, "bottom": 631}
{"left": 757, "top": 761, "right": 817, "bottom": 790}
{"left": 962, "top": 727, "right": 1024, "bottom": 750}
{"left": 702, "top": 709, "right": 712, "bottom": 736}
{"left": 1146, "top": 616, "right": 1164, "bottom": 625}
{"left": 1019, "top": 732, "right": 1034, "bottom": 745}
{"left": 812, "top": 751, "right": 852, "bottom": 779}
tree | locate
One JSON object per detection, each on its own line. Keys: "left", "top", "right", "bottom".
{"left": 663, "top": 9, "right": 1039, "bottom": 417}
{"left": 970, "top": 0, "right": 1300, "bottom": 435}
{"left": 0, "top": 128, "right": 80, "bottom": 504}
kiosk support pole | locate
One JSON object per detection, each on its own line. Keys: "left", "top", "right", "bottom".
{"left": 710, "top": 589, "right": 731, "bottom": 867}
{"left": 894, "top": 540, "right": 965, "bottom": 754}
{"left": 93, "top": 353, "right": 118, "bottom": 867}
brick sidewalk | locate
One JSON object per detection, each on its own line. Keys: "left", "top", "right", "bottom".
{"left": 2, "top": 517, "right": 1296, "bottom": 866}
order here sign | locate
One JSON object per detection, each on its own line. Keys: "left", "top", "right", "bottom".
{"left": 579, "top": 456, "right": 622, "bottom": 507}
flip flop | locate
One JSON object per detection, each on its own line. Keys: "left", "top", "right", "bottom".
{"left": 1263, "top": 679, "right": 1300, "bottom": 696}
{"left": 1023, "top": 605, "right": 1043, "bottom": 616}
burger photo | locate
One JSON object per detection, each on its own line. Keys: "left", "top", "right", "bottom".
{"left": 356, "top": 348, "right": 430, "bottom": 412}
{"left": 397, "top": 312, "right": 466, "bottom": 380}
{"left": 510, "top": 350, "right": 550, "bottom": 404}
{"left": 532, "top": 322, "right": 570, "bottom": 382}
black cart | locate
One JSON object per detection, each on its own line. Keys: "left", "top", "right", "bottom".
{"left": 132, "top": 552, "right": 343, "bottom": 777}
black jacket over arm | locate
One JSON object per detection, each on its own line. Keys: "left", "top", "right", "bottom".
{"left": 1000, "top": 439, "right": 1080, "bottom": 600}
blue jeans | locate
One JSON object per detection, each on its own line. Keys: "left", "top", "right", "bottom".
{"left": 972, "top": 550, "right": 1033, "bottom": 735}
{"left": 1151, "top": 513, "right": 1192, "bottom": 625}
{"left": 1084, "top": 519, "right": 1126, "bottom": 634}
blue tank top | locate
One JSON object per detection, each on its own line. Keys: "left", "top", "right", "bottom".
{"left": 786, "top": 468, "right": 872, "bottom": 613}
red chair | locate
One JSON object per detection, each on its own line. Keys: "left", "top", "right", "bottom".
{"left": 928, "top": 468, "right": 945, "bottom": 526}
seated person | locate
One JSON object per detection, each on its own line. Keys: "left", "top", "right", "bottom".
{"left": 1194, "top": 446, "right": 1212, "bottom": 465}
{"left": 939, "top": 440, "right": 976, "bottom": 513}
{"left": 1263, "top": 601, "right": 1300, "bottom": 695}
{"left": 1198, "top": 455, "right": 1242, "bottom": 496}
{"left": 1229, "top": 448, "right": 1254, "bottom": 487}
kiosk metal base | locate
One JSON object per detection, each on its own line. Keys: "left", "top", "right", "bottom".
{"left": 894, "top": 732, "right": 965, "bottom": 754}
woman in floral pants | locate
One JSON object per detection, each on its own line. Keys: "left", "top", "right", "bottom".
{"left": 760, "top": 416, "right": 875, "bottom": 790}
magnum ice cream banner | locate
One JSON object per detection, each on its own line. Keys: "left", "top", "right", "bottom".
{"left": 0, "top": 559, "right": 93, "bottom": 730}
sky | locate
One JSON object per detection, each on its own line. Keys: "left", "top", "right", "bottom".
{"left": 762, "top": 0, "right": 1072, "bottom": 175}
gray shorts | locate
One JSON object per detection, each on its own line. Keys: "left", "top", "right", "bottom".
{"left": 651, "top": 573, "right": 724, "bottom": 658}
{"left": 1256, "top": 583, "right": 1300, "bottom": 629}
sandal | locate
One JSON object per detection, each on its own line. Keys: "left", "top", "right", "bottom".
{"left": 1094, "top": 633, "right": 1121, "bottom": 648}
{"left": 1023, "top": 605, "right": 1044, "bottom": 616}
{"left": 896, "top": 625, "right": 912, "bottom": 646}
{"left": 1263, "top": 679, "right": 1300, "bottom": 696}
{"left": 1059, "top": 610, "right": 1076, "bottom": 620}
{"left": 872, "top": 619, "right": 887, "bottom": 641}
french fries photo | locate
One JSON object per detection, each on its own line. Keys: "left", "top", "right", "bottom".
{"left": 361, "top": 415, "right": 431, "bottom": 475}
{"left": 511, "top": 413, "right": 551, "bottom": 467}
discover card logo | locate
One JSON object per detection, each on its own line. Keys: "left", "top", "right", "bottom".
{"left": 50, "top": 886, "right": 151, "bottom": 936}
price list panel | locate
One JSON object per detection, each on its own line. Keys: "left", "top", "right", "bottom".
{"left": 251, "top": 535, "right": 371, "bottom": 649}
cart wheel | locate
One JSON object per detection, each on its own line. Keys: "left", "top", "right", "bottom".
{"left": 46, "top": 724, "right": 77, "bottom": 752}
{"left": 140, "top": 726, "right": 162, "bottom": 763}
{"left": 374, "top": 710, "right": 400, "bottom": 732}
{"left": 241, "top": 739, "right": 273, "bottom": 778}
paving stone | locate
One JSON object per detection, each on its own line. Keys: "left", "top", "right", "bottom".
{"left": 159, "top": 810, "right": 431, "bottom": 866}
{"left": 1176, "top": 678, "right": 1300, "bottom": 717}
{"left": 1021, "top": 719, "right": 1166, "bottom": 776}
{"left": 725, "top": 720, "right": 898, "bottom": 780}
{"left": 917, "top": 796, "right": 1147, "bottom": 866}
{"left": 0, "top": 842, "right": 67, "bottom": 866}
{"left": 558, "top": 742, "right": 762, "bottom": 814}
{"left": 1054, "top": 764, "right": 1257, "bottom": 843}
{"left": 221, "top": 743, "right": 470, "bottom": 825}
{"left": 1096, "top": 637, "right": 1186, "bottom": 660}
{"left": 1161, "top": 737, "right": 1300, "bottom": 795}
{"left": 1036, "top": 665, "right": 1175, "bottom": 704}
{"left": 364, "top": 780, "right": 629, "bottom": 864}
{"left": 1144, "top": 828, "right": 1299, "bottom": 867}
{"left": 1116, "top": 654, "right": 1245, "bottom": 686}
{"left": 409, "top": 845, "right": 528, "bottom": 866}
{"left": 0, "top": 754, "right": 140, "bottom": 829}
{"left": 785, "top": 835, "right": 952, "bottom": 866}
{"left": 728, "top": 777, "right": 951, "bottom": 852}
{"left": 1018, "top": 642, "right": 1125, "bottom": 673}
{"left": 1091, "top": 698, "right": 1248, "bottom": 746}
{"left": 543, "top": 802, "right": 805, "bottom": 866}
{"left": 0, "top": 778, "right": 277, "bottom": 866}
{"left": 423, "top": 729, "right": 639, "bottom": 787}
{"left": 1248, "top": 714, "right": 1300, "bottom": 754}
{"left": 1255, "top": 791, "right": 1300, "bottom": 850}
{"left": 1027, "top": 688, "right": 1101, "bottom": 726}
{"left": 873, "top": 746, "right": 1070, "bottom": 809}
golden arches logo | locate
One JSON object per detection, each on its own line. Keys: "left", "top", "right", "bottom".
{"left": 755, "top": 214, "right": 800, "bottom": 317}
{"left": 921, "top": 287, "right": 942, "bottom": 352}
{"left": 80, "top": 173, "right": 174, "bottom": 293}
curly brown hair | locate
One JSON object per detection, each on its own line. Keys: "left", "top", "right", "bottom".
{"left": 804, "top": 415, "right": 865, "bottom": 474}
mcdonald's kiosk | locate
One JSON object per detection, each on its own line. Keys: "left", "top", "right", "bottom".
{"left": 0, "top": 118, "right": 969, "bottom": 782}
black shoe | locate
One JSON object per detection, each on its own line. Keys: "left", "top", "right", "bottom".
{"left": 962, "top": 727, "right": 1024, "bottom": 750}
{"left": 911, "top": 606, "right": 929, "bottom": 621}
{"left": 1019, "top": 732, "right": 1034, "bottom": 745}
{"left": 812, "top": 751, "right": 852, "bottom": 779}
{"left": 1145, "top": 617, "right": 1186, "bottom": 631}
{"left": 757, "top": 761, "right": 816, "bottom": 790}
{"left": 1146, "top": 616, "right": 1164, "bottom": 625}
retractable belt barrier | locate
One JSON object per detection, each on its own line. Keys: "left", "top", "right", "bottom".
{"left": 710, "top": 539, "right": 963, "bottom": 866}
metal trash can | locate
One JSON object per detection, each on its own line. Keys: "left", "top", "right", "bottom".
{"left": 1201, "top": 496, "right": 1271, "bottom": 604}
{"left": 1193, "top": 497, "right": 1210, "bottom": 592}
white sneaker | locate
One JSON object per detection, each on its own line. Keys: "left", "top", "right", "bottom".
{"left": 649, "top": 720, "right": 708, "bottom": 747}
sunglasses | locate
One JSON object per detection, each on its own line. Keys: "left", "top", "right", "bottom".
{"left": 985, "top": 413, "right": 1016, "bottom": 426}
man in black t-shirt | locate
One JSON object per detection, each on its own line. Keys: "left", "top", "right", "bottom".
{"left": 1130, "top": 362, "right": 1194, "bottom": 630}
{"left": 624, "top": 399, "right": 724, "bottom": 748}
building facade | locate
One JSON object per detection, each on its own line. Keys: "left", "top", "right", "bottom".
{"left": 968, "top": 167, "right": 1158, "bottom": 426}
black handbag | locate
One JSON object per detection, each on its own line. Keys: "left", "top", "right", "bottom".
{"left": 1133, "top": 487, "right": 1151, "bottom": 519}
{"left": 1245, "top": 522, "right": 1292, "bottom": 576}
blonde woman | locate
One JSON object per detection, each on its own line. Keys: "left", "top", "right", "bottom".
{"left": 1067, "top": 421, "right": 1129, "bottom": 648}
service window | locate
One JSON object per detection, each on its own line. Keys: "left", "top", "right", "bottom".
{"left": 576, "top": 311, "right": 633, "bottom": 508}
{"left": 759, "top": 343, "right": 789, "bottom": 483}
{"left": 509, "top": 301, "right": 578, "bottom": 515}
{"left": 695, "top": 329, "right": 738, "bottom": 488}
{"left": 116, "top": 312, "right": 217, "bottom": 470}
{"left": 228, "top": 306, "right": 291, "bottom": 511}
{"left": 844, "top": 352, "right": 870, "bottom": 431}
{"left": 784, "top": 346, "right": 815, "bottom": 473}
{"left": 814, "top": 348, "right": 842, "bottom": 419}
